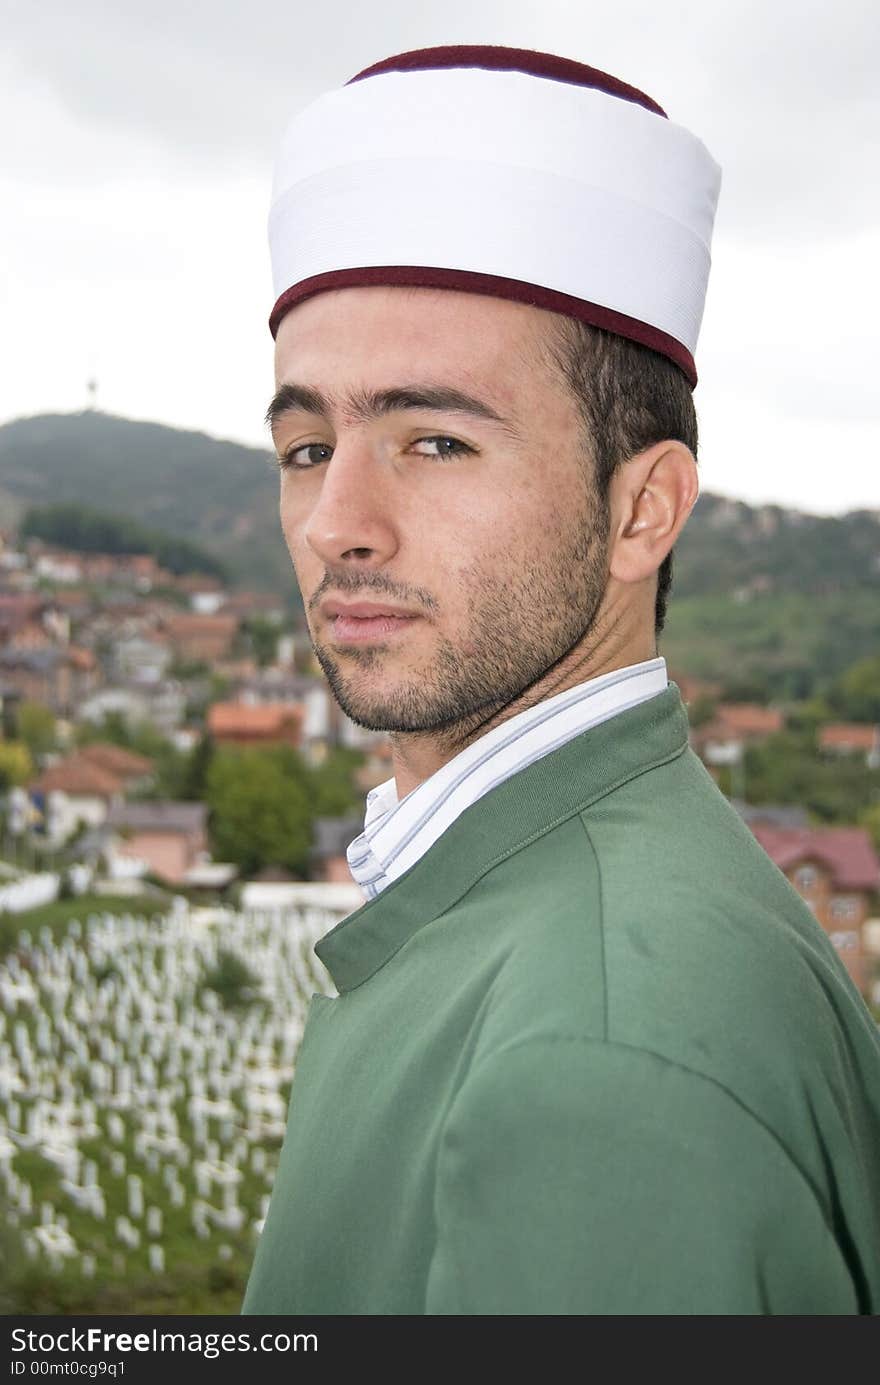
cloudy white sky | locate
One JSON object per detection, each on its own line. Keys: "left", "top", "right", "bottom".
{"left": 1, "top": 0, "right": 877, "bottom": 516}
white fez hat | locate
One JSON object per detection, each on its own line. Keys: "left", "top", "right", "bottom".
{"left": 269, "top": 45, "right": 722, "bottom": 387}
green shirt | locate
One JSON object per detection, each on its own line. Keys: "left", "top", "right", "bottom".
{"left": 242, "top": 683, "right": 880, "bottom": 1314}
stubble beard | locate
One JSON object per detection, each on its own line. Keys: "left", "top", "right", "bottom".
{"left": 309, "top": 480, "right": 611, "bottom": 745}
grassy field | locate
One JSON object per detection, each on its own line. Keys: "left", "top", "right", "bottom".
{"left": 0, "top": 893, "right": 172, "bottom": 958}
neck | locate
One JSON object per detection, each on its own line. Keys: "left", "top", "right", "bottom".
{"left": 389, "top": 633, "right": 659, "bottom": 800}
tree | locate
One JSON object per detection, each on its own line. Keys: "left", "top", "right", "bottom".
{"left": 686, "top": 693, "right": 717, "bottom": 729}
{"left": 825, "top": 654, "right": 880, "bottom": 723}
{"left": 75, "top": 712, "right": 131, "bottom": 750}
{"left": 20, "top": 502, "right": 227, "bottom": 579}
{"left": 308, "top": 746, "right": 368, "bottom": 817}
{"left": 0, "top": 742, "right": 34, "bottom": 790}
{"left": 180, "top": 733, "right": 215, "bottom": 800}
{"left": 858, "top": 802, "right": 880, "bottom": 856}
{"left": 16, "top": 702, "right": 57, "bottom": 757}
{"left": 205, "top": 746, "right": 313, "bottom": 876}
{"left": 784, "top": 696, "right": 834, "bottom": 736}
{"left": 743, "top": 729, "right": 880, "bottom": 823}
{"left": 245, "top": 617, "right": 280, "bottom": 669}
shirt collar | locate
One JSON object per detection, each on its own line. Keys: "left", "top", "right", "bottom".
{"left": 318, "top": 679, "right": 689, "bottom": 992}
{"left": 348, "top": 657, "right": 667, "bottom": 895}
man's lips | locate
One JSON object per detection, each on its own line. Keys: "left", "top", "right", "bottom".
{"left": 319, "top": 599, "right": 422, "bottom": 644}
{"left": 320, "top": 600, "right": 420, "bottom": 620}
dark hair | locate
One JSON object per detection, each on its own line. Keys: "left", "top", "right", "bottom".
{"left": 542, "top": 317, "right": 698, "bottom": 638}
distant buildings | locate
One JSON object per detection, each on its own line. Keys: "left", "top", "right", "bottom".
{"left": 819, "top": 723, "right": 880, "bottom": 770}
{"left": 737, "top": 810, "right": 880, "bottom": 997}
{"left": 207, "top": 701, "right": 304, "bottom": 750}
{"left": 28, "top": 743, "right": 155, "bottom": 843}
{"left": 160, "top": 613, "right": 239, "bottom": 664}
{"left": 689, "top": 702, "right": 786, "bottom": 767}
{"left": 105, "top": 799, "right": 212, "bottom": 886}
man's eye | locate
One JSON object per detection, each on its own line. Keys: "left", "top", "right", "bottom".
{"left": 412, "top": 436, "right": 473, "bottom": 459}
{"left": 278, "top": 443, "right": 333, "bottom": 470}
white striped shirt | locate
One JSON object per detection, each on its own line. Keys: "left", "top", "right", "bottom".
{"left": 346, "top": 656, "right": 669, "bottom": 900}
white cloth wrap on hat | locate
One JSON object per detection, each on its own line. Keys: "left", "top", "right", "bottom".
{"left": 269, "top": 67, "right": 722, "bottom": 355}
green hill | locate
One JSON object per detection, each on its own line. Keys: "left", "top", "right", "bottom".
{"left": 671, "top": 492, "right": 880, "bottom": 599}
{"left": 0, "top": 411, "right": 283, "bottom": 593}
{"left": 662, "top": 493, "right": 880, "bottom": 700}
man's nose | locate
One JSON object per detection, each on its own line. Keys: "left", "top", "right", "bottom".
{"left": 300, "top": 439, "right": 399, "bottom": 567}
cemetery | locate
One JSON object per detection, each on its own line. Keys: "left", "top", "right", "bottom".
{"left": 0, "top": 897, "right": 339, "bottom": 1313}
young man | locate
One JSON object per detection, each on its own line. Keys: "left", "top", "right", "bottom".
{"left": 241, "top": 46, "right": 880, "bottom": 1314}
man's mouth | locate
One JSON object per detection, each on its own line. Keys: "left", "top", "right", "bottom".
{"left": 329, "top": 612, "right": 419, "bottom": 643}
{"left": 319, "top": 595, "right": 424, "bottom": 644}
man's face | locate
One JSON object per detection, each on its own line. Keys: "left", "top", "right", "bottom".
{"left": 271, "top": 285, "right": 611, "bottom": 738}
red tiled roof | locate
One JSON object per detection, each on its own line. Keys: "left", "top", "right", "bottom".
{"left": 78, "top": 743, "right": 155, "bottom": 777}
{"left": 716, "top": 703, "right": 785, "bottom": 734}
{"left": 819, "top": 723, "right": 878, "bottom": 751}
{"left": 31, "top": 755, "right": 124, "bottom": 797}
{"left": 207, "top": 702, "right": 303, "bottom": 734}
{"left": 749, "top": 824, "right": 880, "bottom": 891}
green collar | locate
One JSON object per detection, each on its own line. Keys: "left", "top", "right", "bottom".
{"left": 315, "top": 682, "right": 690, "bottom": 992}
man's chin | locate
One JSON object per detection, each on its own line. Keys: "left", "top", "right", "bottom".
{"left": 313, "top": 653, "right": 420, "bottom": 731}
{"left": 323, "top": 674, "right": 514, "bottom": 739}
{"left": 326, "top": 687, "right": 444, "bottom": 735}
{"left": 311, "top": 638, "right": 522, "bottom": 737}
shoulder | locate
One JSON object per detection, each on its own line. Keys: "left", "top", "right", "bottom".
{"left": 430, "top": 1034, "right": 860, "bottom": 1313}
{"left": 469, "top": 794, "right": 880, "bottom": 1207}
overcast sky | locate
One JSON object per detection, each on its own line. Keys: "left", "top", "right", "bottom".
{"left": 1, "top": 0, "right": 878, "bottom": 516}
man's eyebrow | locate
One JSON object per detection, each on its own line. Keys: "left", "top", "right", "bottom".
{"left": 265, "top": 383, "right": 328, "bottom": 430}
{"left": 265, "top": 382, "right": 523, "bottom": 439}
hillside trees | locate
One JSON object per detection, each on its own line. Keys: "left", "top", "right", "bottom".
{"left": 824, "top": 654, "right": 880, "bottom": 723}
{"left": 741, "top": 728, "right": 880, "bottom": 824}
{"left": 16, "top": 702, "right": 57, "bottom": 757}
{"left": 21, "top": 503, "right": 227, "bottom": 580}
{"left": 204, "top": 746, "right": 313, "bottom": 877}
{"left": 203, "top": 742, "right": 367, "bottom": 877}
{"left": 0, "top": 741, "right": 34, "bottom": 790}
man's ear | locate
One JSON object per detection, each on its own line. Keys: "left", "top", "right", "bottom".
{"left": 608, "top": 440, "right": 699, "bottom": 585}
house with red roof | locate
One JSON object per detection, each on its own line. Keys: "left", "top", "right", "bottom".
{"left": 77, "top": 742, "right": 155, "bottom": 787}
{"left": 29, "top": 755, "right": 125, "bottom": 843}
{"left": 690, "top": 702, "right": 786, "bottom": 767}
{"left": 28, "top": 742, "right": 155, "bottom": 844}
{"left": 818, "top": 723, "right": 880, "bottom": 770}
{"left": 747, "top": 823, "right": 880, "bottom": 995}
{"left": 206, "top": 701, "right": 304, "bottom": 748}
